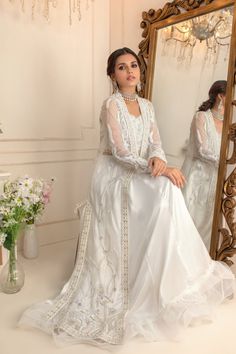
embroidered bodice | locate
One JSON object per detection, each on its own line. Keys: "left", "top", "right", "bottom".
{"left": 99, "top": 92, "right": 166, "bottom": 171}
{"left": 129, "top": 114, "right": 143, "bottom": 155}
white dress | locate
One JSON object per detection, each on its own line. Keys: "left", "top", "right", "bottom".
{"left": 19, "top": 93, "right": 235, "bottom": 346}
{"left": 181, "top": 110, "right": 221, "bottom": 250}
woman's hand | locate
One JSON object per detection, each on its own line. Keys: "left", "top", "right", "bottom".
{"left": 148, "top": 157, "right": 166, "bottom": 177}
{"left": 162, "top": 167, "right": 186, "bottom": 188}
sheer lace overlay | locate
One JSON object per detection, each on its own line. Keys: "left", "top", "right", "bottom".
{"left": 181, "top": 110, "right": 222, "bottom": 249}
{"left": 192, "top": 111, "right": 221, "bottom": 164}
{"left": 99, "top": 93, "right": 167, "bottom": 172}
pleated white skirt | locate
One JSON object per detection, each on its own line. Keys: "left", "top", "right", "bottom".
{"left": 19, "top": 155, "right": 235, "bottom": 346}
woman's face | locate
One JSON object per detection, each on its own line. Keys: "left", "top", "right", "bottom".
{"left": 112, "top": 53, "right": 140, "bottom": 91}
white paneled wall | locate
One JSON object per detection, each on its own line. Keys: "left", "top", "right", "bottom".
{"left": 110, "top": 0, "right": 167, "bottom": 52}
{"left": 0, "top": 0, "right": 110, "bottom": 246}
{"left": 0, "top": 0, "right": 170, "bottom": 249}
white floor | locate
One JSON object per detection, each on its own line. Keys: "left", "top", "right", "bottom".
{"left": 1, "top": 239, "right": 236, "bottom": 354}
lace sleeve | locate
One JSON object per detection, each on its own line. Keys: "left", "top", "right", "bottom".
{"left": 193, "top": 111, "right": 219, "bottom": 163}
{"left": 104, "top": 99, "right": 148, "bottom": 171}
{"left": 148, "top": 102, "right": 167, "bottom": 162}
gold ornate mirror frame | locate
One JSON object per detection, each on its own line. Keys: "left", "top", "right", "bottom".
{"left": 138, "top": 0, "right": 236, "bottom": 265}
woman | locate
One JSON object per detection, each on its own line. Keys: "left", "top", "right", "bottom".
{"left": 19, "top": 49, "right": 234, "bottom": 346}
{"left": 181, "top": 81, "right": 226, "bottom": 250}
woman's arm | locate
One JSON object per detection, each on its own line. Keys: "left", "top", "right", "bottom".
{"left": 104, "top": 98, "right": 149, "bottom": 171}
{"left": 193, "top": 111, "right": 219, "bottom": 164}
{"left": 148, "top": 102, "right": 167, "bottom": 176}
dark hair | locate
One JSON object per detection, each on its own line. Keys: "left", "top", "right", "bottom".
{"left": 106, "top": 47, "right": 141, "bottom": 77}
{"left": 198, "top": 80, "right": 227, "bottom": 111}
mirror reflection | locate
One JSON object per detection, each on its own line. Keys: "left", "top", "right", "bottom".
{"left": 181, "top": 80, "right": 225, "bottom": 250}
{"left": 151, "top": 7, "right": 233, "bottom": 250}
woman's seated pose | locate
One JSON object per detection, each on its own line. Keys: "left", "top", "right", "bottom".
{"left": 19, "top": 48, "right": 235, "bottom": 347}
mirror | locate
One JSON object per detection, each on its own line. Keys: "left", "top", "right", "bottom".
{"left": 153, "top": 7, "right": 233, "bottom": 252}
{"left": 138, "top": 0, "right": 236, "bottom": 264}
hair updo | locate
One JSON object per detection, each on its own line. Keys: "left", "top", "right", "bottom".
{"left": 198, "top": 80, "right": 227, "bottom": 112}
{"left": 106, "top": 47, "right": 141, "bottom": 77}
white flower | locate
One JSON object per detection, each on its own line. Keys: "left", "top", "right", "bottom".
{"left": 15, "top": 197, "right": 23, "bottom": 207}
{"left": 29, "top": 194, "right": 40, "bottom": 204}
{"left": 3, "top": 219, "right": 18, "bottom": 228}
{"left": 0, "top": 232, "right": 7, "bottom": 246}
{"left": 0, "top": 206, "right": 11, "bottom": 215}
{"left": 19, "top": 176, "right": 34, "bottom": 189}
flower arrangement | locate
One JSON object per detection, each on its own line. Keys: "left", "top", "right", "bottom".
{"left": 0, "top": 176, "right": 53, "bottom": 251}
{"left": 0, "top": 176, "right": 53, "bottom": 293}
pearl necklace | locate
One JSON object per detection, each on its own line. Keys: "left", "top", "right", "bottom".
{"left": 211, "top": 109, "right": 224, "bottom": 121}
{"left": 119, "top": 91, "right": 138, "bottom": 102}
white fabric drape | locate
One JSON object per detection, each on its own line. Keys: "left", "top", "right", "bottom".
{"left": 19, "top": 94, "right": 235, "bottom": 347}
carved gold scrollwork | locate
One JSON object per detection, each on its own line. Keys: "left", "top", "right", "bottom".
{"left": 227, "top": 123, "right": 236, "bottom": 164}
{"left": 217, "top": 168, "right": 236, "bottom": 266}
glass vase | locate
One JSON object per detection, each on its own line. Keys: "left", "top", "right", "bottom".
{"left": 0, "top": 239, "right": 25, "bottom": 294}
{"left": 23, "top": 223, "right": 39, "bottom": 259}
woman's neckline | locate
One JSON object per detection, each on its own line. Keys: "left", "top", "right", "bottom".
{"left": 208, "top": 109, "right": 223, "bottom": 135}
{"left": 115, "top": 91, "right": 142, "bottom": 119}
{"left": 128, "top": 113, "right": 142, "bottom": 119}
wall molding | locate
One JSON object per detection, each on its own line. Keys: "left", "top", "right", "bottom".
{"left": 0, "top": 148, "right": 98, "bottom": 154}
{"left": 37, "top": 217, "right": 78, "bottom": 227}
{"left": 0, "top": 157, "right": 96, "bottom": 167}
{"left": 0, "top": 125, "right": 98, "bottom": 143}
{"left": 0, "top": 1, "right": 98, "bottom": 143}
{"left": 0, "top": 0, "right": 110, "bottom": 248}
{"left": 0, "top": 128, "right": 99, "bottom": 154}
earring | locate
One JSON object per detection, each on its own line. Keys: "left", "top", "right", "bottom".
{"left": 137, "top": 81, "right": 142, "bottom": 93}
{"left": 112, "top": 80, "right": 118, "bottom": 93}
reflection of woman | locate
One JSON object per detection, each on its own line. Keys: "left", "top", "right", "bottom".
{"left": 19, "top": 52, "right": 234, "bottom": 346}
{"left": 181, "top": 81, "right": 226, "bottom": 250}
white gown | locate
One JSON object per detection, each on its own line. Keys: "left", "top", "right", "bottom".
{"left": 181, "top": 110, "right": 221, "bottom": 250}
{"left": 19, "top": 93, "right": 235, "bottom": 346}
